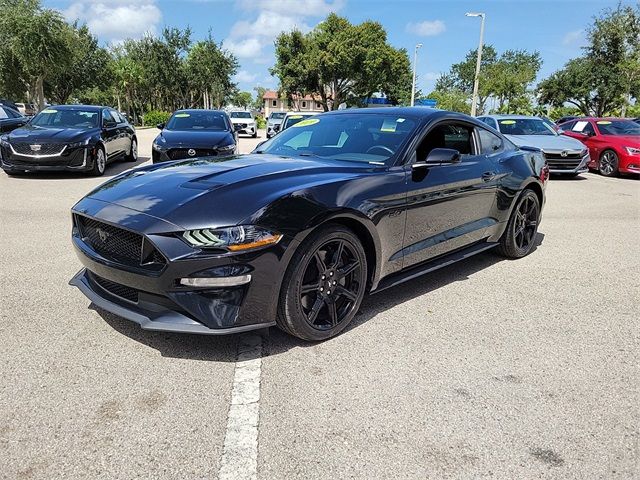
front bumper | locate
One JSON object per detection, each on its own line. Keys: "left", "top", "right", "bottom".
{"left": 234, "top": 124, "right": 256, "bottom": 135}
{"left": 152, "top": 146, "right": 235, "bottom": 163}
{"left": 0, "top": 144, "right": 93, "bottom": 172}
{"left": 70, "top": 199, "right": 293, "bottom": 335}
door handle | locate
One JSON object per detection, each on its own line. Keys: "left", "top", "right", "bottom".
{"left": 482, "top": 171, "right": 496, "bottom": 182}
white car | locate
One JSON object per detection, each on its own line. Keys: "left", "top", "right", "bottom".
{"left": 478, "top": 115, "right": 590, "bottom": 176}
{"left": 280, "top": 112, "right": 318, "bottom": 132}
{"left": 229, "top": 111, "right": 257, "bottom": 138}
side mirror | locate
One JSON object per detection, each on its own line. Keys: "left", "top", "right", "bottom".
{"left": 157, "top": 123, "right": 165, "bottom": 130}
{"left": 415, "top": 148, "right": 461, "bottom": 167}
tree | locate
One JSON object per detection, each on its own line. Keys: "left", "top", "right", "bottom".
{"left": 233, "top": 91, "right": 253, "bottom": 109}
{"left": 253, "top": 86, "right": 266, "bottom": 110}
{"left": 271, "top": 14, "right": 413, "bottom": 110}
{"left": 45, "top": 24, "right": 111, "bottom": 104}
{"left": 424, "top": 90, "right": 468, "bottom": 113}
{"left": 538, "top": 4, "right": 640, "bottom": 116}
{"left": 0, "top": 0, "right": 71, "bottom": 108}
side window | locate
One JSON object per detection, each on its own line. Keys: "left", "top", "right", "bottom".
{"left": 577, "top": 122, "right": 595, "bottom": 136}
{"left": 0, "top": 108, "right": 8, "bottom": 119}
{"left": 559, "top": 120, "right": 576, "bottom": 132}
{"left": 102, "top": 109, "right": 114, "bottom": 126}
{"left": 110, "top": 110, "right": 123, "bottom": 123}
{"left": 416, "top": 122, "right": 475, "bottom": 162}
{"left": 477, "top": 128, "right": 503, "bottom": 155}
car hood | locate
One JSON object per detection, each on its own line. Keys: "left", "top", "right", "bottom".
{"left": 158, "top": 129, "right": 233, "bottom": 148}
{"left": 7, "top": 124, "right": 98, "bottom": 143}
{"left": 505, "top": 134, "right": 585, "bottom": 152}
{"left": 82, "top": 154, "right": 369, "bottom": 229}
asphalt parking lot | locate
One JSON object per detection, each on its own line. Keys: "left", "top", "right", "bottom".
{"left": 0, "top": 127, "right": 638, "bottom": 479}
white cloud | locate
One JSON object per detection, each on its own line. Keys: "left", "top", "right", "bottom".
{"left": 234, "top": 70, "right": 258, "bottom": 83}
{"left": 406, "top": 20, "right": 446, "bottom": 37}
{"left": 230, "top": 12, "right": 311, "bottom": 39}
{"left": 62, "top": 0, "right": 162, "bottom": 41}
{"left": 237, "top": 0, "right": 344, "bottom": 17}
{"left": 422, "top": 72, "right": 441, "bottom": 81}
{"left": 562, "top": 29, "right": 585, "bottom": 46}
{"left": 224, "top": 37, "right": 264, "bottom": 59}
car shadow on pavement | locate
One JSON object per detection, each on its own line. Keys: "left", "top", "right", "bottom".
{"left": 3, "top": 156, "right": 149, "bottom": 180}
{"left": 93, "top": 233, "right": 544, "bottom": 360}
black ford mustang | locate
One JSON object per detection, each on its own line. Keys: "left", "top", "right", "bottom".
{"left": 152, "top": 109, "right": 237, "bottom": 163}
{"left": 70, "top": 108, "right": 548, "bottom": 341}
{"left": 0, "top": 105, "right": 137, "bottom": 176}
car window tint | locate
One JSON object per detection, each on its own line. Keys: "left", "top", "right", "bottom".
{"left": 110, "top": 110, "right": 123, "bottom": 123}
{"left": 102, "top": 109, "right": 114, "bottom": 126}
{"left": 478, "top": 128, "right": 503, "bottom": 154}
{"left": 581, "top": 122, "right": 595, "bottom": 136}
{"left": 0, "top": 108, "right": 8, "bottom": 119}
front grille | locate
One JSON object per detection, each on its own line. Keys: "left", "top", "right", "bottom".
{"left": 92, "top": 274, "right": 139, "bottom": 303}
{"left": 237, "top": 123, "right": 248, "bottom": 129}
{"left": 544, "top": 152, "right": 584, "bottom": 170}
{"left": 75, "top": 215, "right": 165, "bottom": 269}
{"left": 11, "top": 142, "right": 65, "bottom": 156}
{"left": 167, "top": 148, "right": 218, "bottom": 160}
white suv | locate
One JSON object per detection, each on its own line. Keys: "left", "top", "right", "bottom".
{"left": 229, "top": 111, "right": 257, "bottom": 138}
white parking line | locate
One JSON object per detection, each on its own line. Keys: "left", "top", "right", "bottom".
{"left": 218, "top": 334, "right": 264, "bottom": 480}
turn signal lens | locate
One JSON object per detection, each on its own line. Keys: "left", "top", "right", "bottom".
{"left": 182, "top": 225, "right": 282, "bottom": 251}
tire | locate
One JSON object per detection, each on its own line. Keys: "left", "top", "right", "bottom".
{"left": 125, "top": 138, "right": 137, "bottom": 162}
{"left": 599, "top": 150, "right": 619, "bottom": 177}
{"left": 252, "top": 131, "right": 258, "bottom": 138}
{"left": 277, "top": 225, "right": 368, "bottom": 341}
{"left": 497, "top": 189, "right": 540, "bottom": 259}
{"left": 89, "top": 145, "right": 106, "bottom": 176}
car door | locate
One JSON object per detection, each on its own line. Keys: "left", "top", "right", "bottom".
{"left": 101, "top": 109, "right": 120, "bottom": 158}
{"left": 401, "top": 120, "right": 499, "bottom": 267}
{"left": 111, "top": 109, "right": 131, "bottom": 154}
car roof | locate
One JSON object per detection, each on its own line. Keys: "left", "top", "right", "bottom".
{"left": 175, "top": 109, "right": 225, "bottom": 113}
{"left": 480, "top": 114, "right": 544, "bottom": 120}
{"left": 47, "top": 105, "right": 105, "bottom": 111}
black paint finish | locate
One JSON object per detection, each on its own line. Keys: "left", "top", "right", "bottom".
{"left": 70, "top": 107, "right": 548, "bottom": 334}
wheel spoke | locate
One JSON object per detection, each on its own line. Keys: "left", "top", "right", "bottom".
{"left": 307, "top": 296, "right": 324, "bottom": 324}
{"left": 313, "top": 251, "right": 327, "bottom": 273}
{"left": 338, "top": 261, "right": 358, "bottom": 278}
{"left": 327, "top": 301, "right": 338, "bottom": 326}
{"left": 335, "top": 285, "right": 357, "bottom": 302}
{"left": 330, "top": 240, "right": 344, "bottom": 269}
{"left": 301, "top": 282, "right": 319, "bottom": 294}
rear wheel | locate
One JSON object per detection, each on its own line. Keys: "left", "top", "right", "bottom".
{"left": 497, "top": 189, "right": 540, "bottom": 259}
{"left": 277, "top": 225, "right": 367, "bottom": 341}
{"left": 599, "top": 150, "right": 619, "bottom": 177}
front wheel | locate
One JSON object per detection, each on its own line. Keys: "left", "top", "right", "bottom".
{"left": 89, "top": 146, "right": 106, "bottom": 176}
{"left": 497, "top": 189, "right": 540, "bottom": 259}
{"left": 125, "top": 138, "right": 137, "bottom": 162}
{"left": 252, "top": 131, "right": 258, "bottom": 138}
{"left": 277, "top": 225, "right": 368, "bottom": 341}
{"left": 599, "top": 150, "right": 619, "bottom": 177}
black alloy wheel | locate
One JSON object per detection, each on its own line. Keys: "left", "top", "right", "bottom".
{"left": 497, "top": 189, "right": 540, "bottom": 258}
{"left": 125, "top": 138, "right": 138, "bottom": 162}
{"left": 278, "top": 225, "right": 367, "bottom": 341}
{"left": 599, "top": 150, "right": 619, "bottom": 177}
{"left": 90, "top": 145, "right": 106, "bottom": 176}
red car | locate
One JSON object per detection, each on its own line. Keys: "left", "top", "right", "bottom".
{"left": 558, "top": 117, "right": 640, "bottom": 177}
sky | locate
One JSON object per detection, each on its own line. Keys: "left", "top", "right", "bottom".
{"left": 44, "top": 0, "right": 631, "bottom": 96}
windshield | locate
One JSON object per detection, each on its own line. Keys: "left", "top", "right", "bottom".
{"left": 166, "top": 111, "right": 228, "bottom": 131}
{"left": 269, "top": 112, "right": 286, "bottom": 120}
{"left": 283, "top": 114, "right": 316, "bottom": 130}
{"left": 230, "top": 111, "right": 252, "bottom": 119}
{"left": 256, "top": 113, "right": 417, "bottom": 164}
{"left": 30, "top": 108, "right": 98, "bottom": 129}
{"left": 497, "top": 118, "right": 556, "bottom": 136}
{"left": 596, "top": 120, "right": 640, "bottom": 135}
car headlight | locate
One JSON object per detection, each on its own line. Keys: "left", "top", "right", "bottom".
{"left": 217, "top": 143, "right": 235, "bottom": 153}
{"left": 67, "top": 138, "right": 91, "bottom": 149}
{"left": 625, "top": 146, "right": 640, "bottom": 155}
{"left": 182, "top": 225, "right": 282, "bottom": 251}
{"left": 580, "top": 149, "right": 588, "bottom": 157}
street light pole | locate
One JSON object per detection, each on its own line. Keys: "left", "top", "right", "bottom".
{"left": 410, "top": 43, "right": 422, "bottom": 107}
{"left": 466, "top": 12, "right": 485, "bottom": 116}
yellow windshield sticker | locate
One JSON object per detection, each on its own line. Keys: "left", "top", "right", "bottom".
{"left": 596, "top": 121, "right": 612, "bottom": 125}
{"left": 500, "top": 120, "right": 516, "bottom": 125}
{"left": 381, "top": 119, "right": 397, "bottom": 132}
{"left": 292, "top": 118, "right": 319, "bottom": 127}
{"left": 41, "top": 109, "right": 57, "bottom": 114}
{"left": 288, "top": 115, "right": 303, "bottom": 120}
{"left": 174, "top": 113, "right": 190, "bottom": 118}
